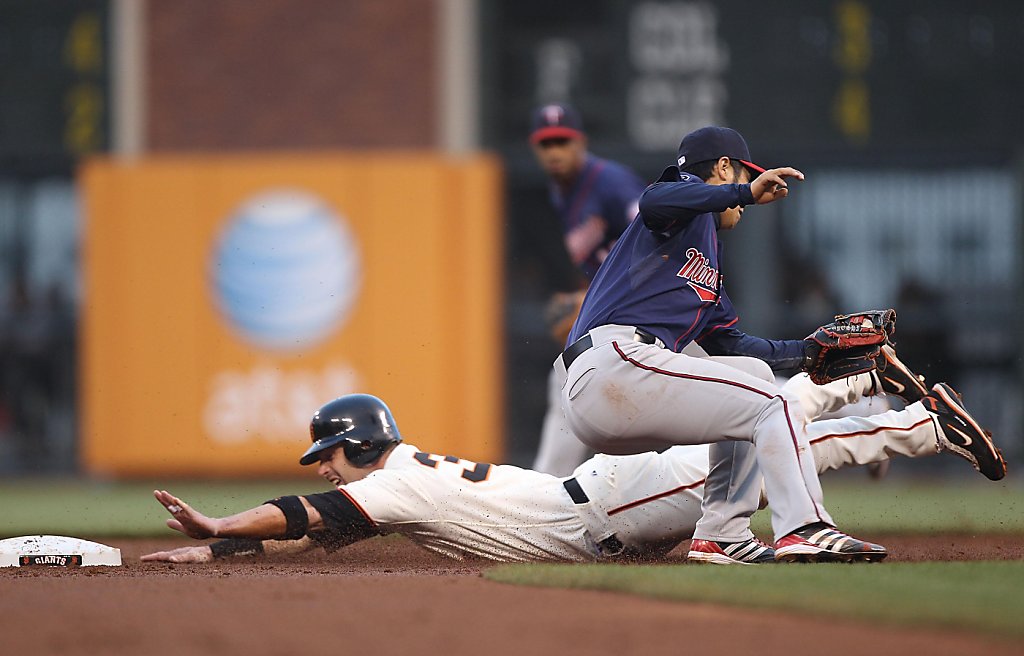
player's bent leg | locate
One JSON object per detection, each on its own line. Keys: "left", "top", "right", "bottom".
{"left": 691, "top": 357, "right": 775, "bottom": 549}
{"left": 753, "top": 402, "right": 937, "bottom": 513}
{"left": 750, "top": 390, "right": 888, "bottom": 560}
{"left": 693, "top": 441, "right": 761, "bottom": 542}
{"left": 753, "top": 393, "right": 997, "bottom": 552}
{"left": 782, "top": 372, "right": 877, "bottom": 422}
{"left": 578, "top": 445, "right": 709, "bottom": 560}
{"left": 702, "top": 355, "right": 775, "bottom": 383}
{"left": 784, "top": 370, "right": 895, "bottom": 480}
{"left": 806, "top": 402, "right": 939, "bottom": 474}
{"left": 563, "top": 339, "right": 831, "bottom": 541}
{"left": 561, "top": 340, "right": 792, "bottom": 452}
{"left": 688, "top": 442, "right": 779, "bottom": 565}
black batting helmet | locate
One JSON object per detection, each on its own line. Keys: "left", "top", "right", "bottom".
{"left": 299, "top": 394, "right": 402, "bottom": 467}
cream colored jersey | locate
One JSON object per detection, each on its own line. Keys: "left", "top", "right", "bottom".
{"left": 340, "top": 442, "right": 713, "bottom": 563}
{"left": 339, "top": 443, "right": 598, "bottom": 562}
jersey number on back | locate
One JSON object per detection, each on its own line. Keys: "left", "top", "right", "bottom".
{"left": 412, "top": 452, "right": 492, "bottom": 482}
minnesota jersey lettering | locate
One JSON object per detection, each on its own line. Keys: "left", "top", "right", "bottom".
{"left": 676, "top": 247, "right": 721, "bottom": 304}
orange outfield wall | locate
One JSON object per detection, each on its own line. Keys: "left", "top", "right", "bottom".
{"left": 80, "top": 152, "right": 503, "bottom": 476}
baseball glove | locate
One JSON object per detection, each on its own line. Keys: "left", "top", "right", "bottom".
{"left": 544, "top": 289, "right": 587, "bottom": 344}
{"left": 802, "top": 309, "right": 896, "bottom": 385}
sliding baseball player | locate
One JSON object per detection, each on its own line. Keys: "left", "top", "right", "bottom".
{"left": 142, "top": 356, "right": 1002, "bottom": 565}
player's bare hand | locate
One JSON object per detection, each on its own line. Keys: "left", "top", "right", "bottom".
{"left": 153, "top": 489, "right": 220, "bottom": 539}
{"left": 750, "top": 167, "right": 804, "bottom": 205}
{"left": 140, "top": 545, "right": 214, "bottom": 563}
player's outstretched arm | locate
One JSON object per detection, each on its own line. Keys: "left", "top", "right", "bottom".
{"left": 140, "top": 536, "right": 316, "bottom": 563}
{"left": 152, "top": 489, "right": 324, "bottom": 540}
{"left": 749, "top": 167, "right": 804, "bottom": 204}
{"left": 140, "top": 545, "right": 215, "bottom": 563}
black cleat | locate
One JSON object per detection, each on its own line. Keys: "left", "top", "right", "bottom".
{"left": 873, "top": 345, "right": 929, "bottom": 403}
{"left": 922, "top": 383, "right": 1007, "bottom": 481}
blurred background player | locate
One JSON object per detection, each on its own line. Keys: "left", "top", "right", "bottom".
{"left": 528, "top": 103, "right": 646, "bottom": 476}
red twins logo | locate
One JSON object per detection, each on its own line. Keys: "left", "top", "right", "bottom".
{"left": 676, "top": 248, "right": 720, "bottom": 303}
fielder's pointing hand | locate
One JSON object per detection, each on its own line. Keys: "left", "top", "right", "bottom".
{"left": 153, "top": 489, "right": 218, "bottom": 539}
{"left": 750, "top": 167, "right": 804, "bottom": 204}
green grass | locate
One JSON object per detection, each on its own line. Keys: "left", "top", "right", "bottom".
{"left": 751, "top": 478, "right": 1024, "bottom": 535}
{"left": 486, "top": 561, "right": 1024, "bottom": 638}
{"left": 0, "top": 478, "right": 324, "bottom": 538}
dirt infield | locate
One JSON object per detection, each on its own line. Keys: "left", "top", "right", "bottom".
{"left": 2, "top": 534, "right": 1021, "bottom": 656}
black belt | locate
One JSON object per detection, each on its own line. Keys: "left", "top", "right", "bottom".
{"left": 563, "top": 476, "right": 590, "bottom": 504}
{"left": 560, "top": 327, "right": 660, "bottom": 371}
{"left": 563, "top": 478, "right": 626, "bottom": 557}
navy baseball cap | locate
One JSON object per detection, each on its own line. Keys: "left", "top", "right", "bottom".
{"left": 529, "top": 103, "right": 585, "bottom": 144}
{"left": 675, "top": 126, "right": 765, "bottom": 176}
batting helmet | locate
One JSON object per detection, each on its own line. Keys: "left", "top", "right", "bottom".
{"left": 299, "top": 394, "right": 402, "bottom": 467}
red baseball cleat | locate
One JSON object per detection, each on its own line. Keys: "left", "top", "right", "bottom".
{"left": 775, "top": 523, "right": 887, "bottom": 563}
{"left": 688, "top": 537, "right": 776, "bottom": 565}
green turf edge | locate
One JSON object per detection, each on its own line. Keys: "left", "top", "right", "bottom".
{"left": 485, "top": 561, "right": 1024, "bottom": 639}
{"left": 0, "top": 480, "right": 323, "bottom": 538}
{"left": 2, "top": 479, "right": 1023, "bottom": 538}
{"left": 751, "top": 479, "right": 1024, "bottom": 535}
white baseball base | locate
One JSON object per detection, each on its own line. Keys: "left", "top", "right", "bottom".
{"left": 0, "top": 535, "right": 122, "bottom": 567}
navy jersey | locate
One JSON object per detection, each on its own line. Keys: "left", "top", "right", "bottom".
{"left": 567, "top": 171, "right": 805, "bottom": 370}
{"left": 549, "top": 154, "right": 646, "bottom": 279}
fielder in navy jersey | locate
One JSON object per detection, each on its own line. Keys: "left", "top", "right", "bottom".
{"left": 556, "top": 125, "right": 1005, "bottom": 564}
{"left": 565, "top": 152, "right": 801, "bottom": 364}
{"left": 528, "top": 104, "right": 647, "bottom": 476}
{"left": 555, "top": 125, "right": 894, "bottom": 563}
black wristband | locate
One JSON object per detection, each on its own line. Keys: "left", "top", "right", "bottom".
{"left": 209, "top": 538, "right": 265, "bottom": 559}
{"left": 265, "top": 495, "right": 309, "bottom": 540}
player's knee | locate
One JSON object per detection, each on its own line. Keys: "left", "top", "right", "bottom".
{"left": 734, "top": 357, "right": 773, "bottom": 383}
{"left": 754, "top": 393, "right": 807, "bottom": 434}
{"left": 707, "top": 355, "right": 775, "bottom": 384}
